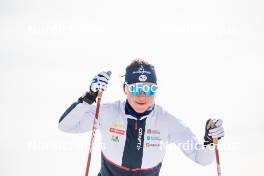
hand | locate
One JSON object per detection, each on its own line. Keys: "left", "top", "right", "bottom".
{"left": 204, "top": 119, "right": 225, "bottom": 145}
{"left": 90, "top": 71, "right": 111, "bottom": 92}
{"left": 80, "top": 71, "right": 111, "bottom": 104}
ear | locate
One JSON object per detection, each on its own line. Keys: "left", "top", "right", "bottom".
{"left": 123, "top": 84, "right": 128, "bottom": 95}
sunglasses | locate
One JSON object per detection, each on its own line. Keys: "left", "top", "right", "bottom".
{"left": 126, "top": 83, "right": 158, "bottom": 97}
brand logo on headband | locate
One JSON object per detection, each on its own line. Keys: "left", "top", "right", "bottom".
{"left": 138, "top": 75, "right": 147, "bottom": 82}
{"left": 132, "top": 65, "right": 151, "bottom": 75}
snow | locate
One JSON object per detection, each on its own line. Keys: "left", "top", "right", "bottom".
{"left": 1, "top": 0, "right": 264, "bottom": 175}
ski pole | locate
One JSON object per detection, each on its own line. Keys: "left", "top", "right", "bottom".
{"left": 85, "top": 71, "right": 111, "bottom": 176}
{"left": 211, "top": 122, "right": 222, "bottom": 176}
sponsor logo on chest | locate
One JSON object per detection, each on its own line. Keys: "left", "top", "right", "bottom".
{"left": 109, "top": 123, "right": 126, "bottom": 135}
{"left": 137, "top": 128, "right": 143, "bottom": 151}
{"left": 109, "top": 128, "right": 125, "bottom": 135}
{"left": 145, "top": 128, "right": 162, "bottom": 148}
{"left": 111, "top": 135, "right": 119, "bottom": 142}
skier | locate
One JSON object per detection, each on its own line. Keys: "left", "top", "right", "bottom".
{"left": 58, "top": 59, "right": 225, "bottom": 176}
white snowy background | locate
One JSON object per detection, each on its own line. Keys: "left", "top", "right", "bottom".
{"left": 1, "top": 0, "right": 264, "bottom": 175}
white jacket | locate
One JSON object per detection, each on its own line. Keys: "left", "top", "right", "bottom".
{"left": 59, "top": 100, "right": 214, "bottom": 176}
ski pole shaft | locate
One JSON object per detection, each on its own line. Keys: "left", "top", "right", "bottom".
{"left": 214, "top": 145, "right": 221, "bottom": 176}
{"left": 211, "top": 122, "right": 222, "bottom": 176}
{"left": 85, "top": 71, "right": 111, "bottom": 176}
{"left": 85, "top": 90, "right": 103, "bottom": 176}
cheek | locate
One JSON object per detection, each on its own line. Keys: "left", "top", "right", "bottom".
{"left": 146, "top": 95, "right": 155, "bottom": 104}
{"left": 127, "top": 93, "right": 136, "bottom": 102}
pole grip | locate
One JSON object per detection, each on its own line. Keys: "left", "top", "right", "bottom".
{"left": 97, "top": 90, "right": 103, "bottom": 98}
{"left": 210, "top": 122, "right": 219, "bottom": 144}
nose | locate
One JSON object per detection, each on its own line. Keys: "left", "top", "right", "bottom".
{"left": 138, "top": 91, "right": 146, "bottom": 97}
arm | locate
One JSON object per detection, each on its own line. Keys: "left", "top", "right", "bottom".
{"left": 58, "top": 71, "right": 111, "bottom": 133}
{"left": 58, "top": 96, "right": 97, "bottom": 133}
{"left": 166, "top": 113, "right": 215, "bottom": 166}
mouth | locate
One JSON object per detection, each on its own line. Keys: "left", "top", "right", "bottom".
{"left": 135, "top": 102, "right": 146, "bottom": 105}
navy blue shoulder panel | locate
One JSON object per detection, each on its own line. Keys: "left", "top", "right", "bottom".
{"left": 59, "top": 99, "right": 81, "bottom": 123}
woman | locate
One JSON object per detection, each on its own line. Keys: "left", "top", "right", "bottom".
{"left": 58, "top": 59, "right": 224, "bottom": 176}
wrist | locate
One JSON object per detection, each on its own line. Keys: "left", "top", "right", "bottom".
{"left": 79, "top": 91, "right": 98, "bottom": 104}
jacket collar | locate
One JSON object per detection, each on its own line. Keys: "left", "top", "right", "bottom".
{"left": 120, "top": 100, "right": 155, "bottom": 120}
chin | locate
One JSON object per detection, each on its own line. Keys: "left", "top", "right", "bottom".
{"left": 135, "top": 109, "right": 145, "bottom": 113}
{"left": 134, "top": 106, "right": 148, "bottom": 113}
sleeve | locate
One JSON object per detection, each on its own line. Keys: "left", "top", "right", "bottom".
{"left": 165, "top": 112, "right": 215, "bottom": 166}
{"left": 58, "top": 98, "right": 99, "bottom": 133}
